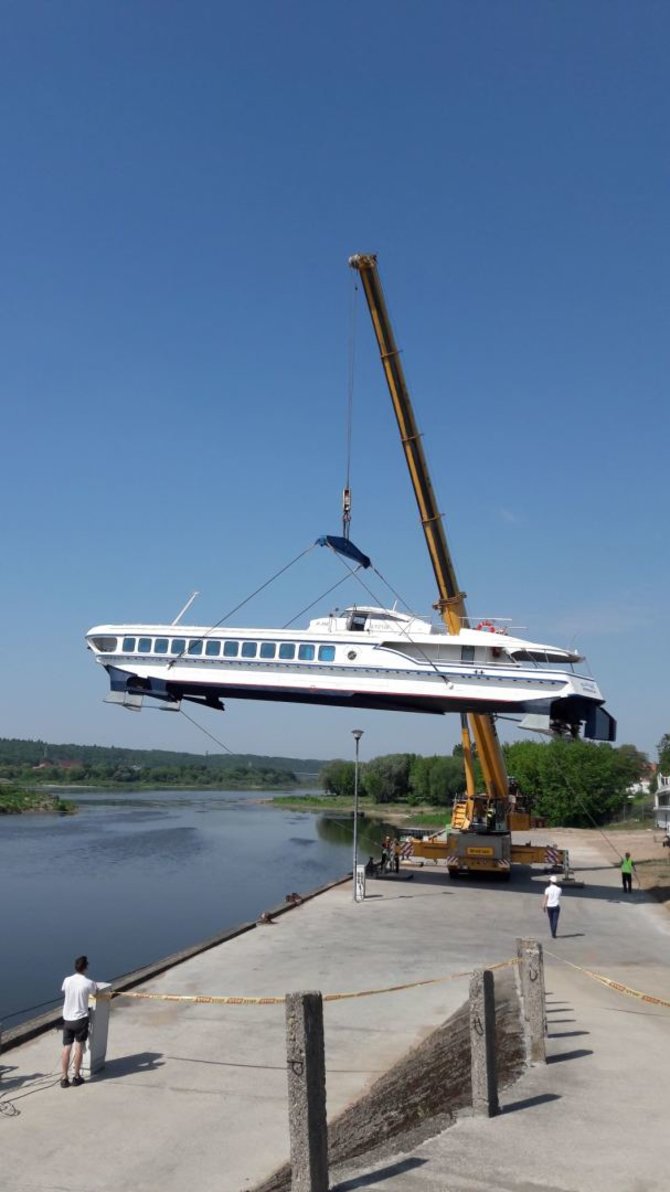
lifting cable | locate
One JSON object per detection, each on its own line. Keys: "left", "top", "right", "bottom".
{"left": 496, "top": 733, "right": 641, "bottom": 882}
{"left": 178, "top": 708, "right": 234, "bottom": 754}
{"left": 553, "top": 768, "right": 641, "bottom": 886}
{"left": 167, "top": 542, "right": 318, "bottom": 668}
{"left": 342, "top": 277, "right": 358, "bottom": 541}
{"left": 282, "top": 570, "right": 358, "bottom": 630}
{"left": 325, "top": 546, "right": 462, "bottom": 696}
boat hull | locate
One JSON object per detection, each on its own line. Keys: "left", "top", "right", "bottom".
{"left": 101, "top": 662, "right": 614, "bottom": 740}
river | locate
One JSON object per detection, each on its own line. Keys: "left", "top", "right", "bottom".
{"left": 0, "top": 790, "right": 391, "bottom": 1029}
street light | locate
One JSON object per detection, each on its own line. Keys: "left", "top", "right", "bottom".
{"left": 352, "top": 729, "right": 364, "bottom": 901}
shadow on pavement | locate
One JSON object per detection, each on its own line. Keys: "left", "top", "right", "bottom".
{"left": 332, "top": 1156, "right": 427, "bottom": 1190}
{"left": 547, "top": 1030, "right": 590, "bottom": 1039}
{"left": 166, "top": 1054, "right": 285, "bottom": 1071}
{"left": 398, "top": 864, "right": 658, "bottom": 908}
{"left": 502, "top": 1092, "right": 561, "bottom": 1114}
{"left": 97, "top": 1051, "right": 164, "bottom": 1079}
{"left": 546, "top": 1048, "right": 592, "bottom": 1064}
{"left": 0, "top": 1070, "right": 53, "bottom": 1093}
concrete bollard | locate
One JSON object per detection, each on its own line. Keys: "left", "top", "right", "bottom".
{"left": 469, "top": 968, "right": 499, "bottom": 1117}
{"left": 516, "top": 938, "right": 546, "bottom": 1064}
{"left": 285, "top": 991, "right": 329, "bottom": 1192}
{"left": 82, "top": 983, "right": 112, "bottom": 1076}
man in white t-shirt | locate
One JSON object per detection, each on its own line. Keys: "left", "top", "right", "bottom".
{"left": 542, "top": 875, "right": 562, "bottom": 938}
{"left": 60, "top": 955, "right": 100, "bottom": 1088}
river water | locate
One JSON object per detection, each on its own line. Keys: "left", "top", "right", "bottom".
{"left": 0, "top": 790, "right": 390, "bottom": 1029}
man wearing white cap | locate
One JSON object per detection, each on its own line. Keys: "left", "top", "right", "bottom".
{"left": 542, "top": 875, "right": 562, "bottom": 938}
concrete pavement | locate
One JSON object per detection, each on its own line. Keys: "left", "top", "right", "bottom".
{"left": 2, "top": 831, "right": 669, "bottom": 1191}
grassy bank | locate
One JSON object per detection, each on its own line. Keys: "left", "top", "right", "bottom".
{"left": 0, "top": 787, "right": 76, "bottom": 815}
{"left": 270, "top": 793, "right": 449, "bottom": 829}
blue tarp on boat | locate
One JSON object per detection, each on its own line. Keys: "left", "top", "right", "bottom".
{"left": 316, "top": 535, "right": 371, "bottom": 569}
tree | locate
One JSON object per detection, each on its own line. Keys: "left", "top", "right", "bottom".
{"left": 613, "top": 744, "right": 648, "bottom": 789}
{"left": 320, "top": 760, "right": 356, "bottom": 799}
{"left": 363, "top": 754, "right": 413, "bottom": 804}
{"left": 658, "top": 734, "right": 670, "bottom": 776}
{"left": 504, "top": 739, "right": 633, "bottom": 827}
{"left": 409, "top": 755, "right": 465, "bottom": 806}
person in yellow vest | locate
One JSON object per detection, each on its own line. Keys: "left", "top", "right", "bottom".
{"left": 620, "top": 852, "right": 635, "bottom": 893}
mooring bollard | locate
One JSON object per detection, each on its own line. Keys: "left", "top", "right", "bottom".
{"left": 516, "top": 937, "right": 546, "bottom": 1064}
{"left": 285, "top": 991, "right": 329, "bottom": 1192}
{"left": 469, "top": 968, "right": 499, "bottom": 1117}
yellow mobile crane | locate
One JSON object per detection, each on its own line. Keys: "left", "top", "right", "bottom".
{"left": 349, "top": 253, "right": 568, "bottom": 879}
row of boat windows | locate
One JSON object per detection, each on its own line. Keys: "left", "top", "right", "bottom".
{"left": 91, "top": 634, "right": 571, "bottom": 669}
{"left": 107, "top": 636, "right": 336, "bottom": 662}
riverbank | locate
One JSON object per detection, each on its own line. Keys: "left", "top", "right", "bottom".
{"left": 0, "top": 788, "right": 75, "bottom": 814}
{"left": 268, "top": 793, "right": 448, "bottom": 828}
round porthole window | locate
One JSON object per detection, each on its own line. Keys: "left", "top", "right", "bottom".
{"left": 347, "top": 650, "right": 357, "bottom": 660}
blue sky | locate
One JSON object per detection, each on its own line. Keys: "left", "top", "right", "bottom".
{"left": 1, "top": 2, "right": 667, "bottom": 763}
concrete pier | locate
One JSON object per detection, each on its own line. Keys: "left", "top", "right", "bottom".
{"left": 1, "top": 830, "right": 670, "bottom": 1192}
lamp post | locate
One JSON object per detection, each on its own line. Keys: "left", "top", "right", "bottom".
{"left": 352, "top": 729, "right": 364, "bottom": 901}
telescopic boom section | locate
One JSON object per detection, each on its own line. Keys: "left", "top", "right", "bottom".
{"left": 349, "top": 255, "right": 463, "bottom": 632}
{"left": 349, "top": 253, "right": 508, "bottom": 798}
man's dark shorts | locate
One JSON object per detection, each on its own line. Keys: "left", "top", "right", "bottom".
{"left": 63, "top": 1016, "right": 89, "bottom": 1045}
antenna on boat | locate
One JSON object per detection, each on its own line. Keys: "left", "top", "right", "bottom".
{"left": 171, "top": 591, "right": 200, "bottom": 625}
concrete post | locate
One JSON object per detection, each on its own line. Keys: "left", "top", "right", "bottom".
{"left": 82, "top": 983, "right": 112, "bottom": 1076}
{"left": 285, "top": 991, "right": 329, "bottom": 1192}
{"left": 516, "top": 938, "right": 546, "bottom": 1064}
{"left": 469, "top": 968, "right": 499, "bottom": 1117}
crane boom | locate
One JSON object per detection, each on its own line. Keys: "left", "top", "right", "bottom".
{"left": 349, "top": 253, "right": 508, "bottom": 799}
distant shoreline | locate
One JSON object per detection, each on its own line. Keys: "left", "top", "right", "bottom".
{"left": 0, "top": 784, "right": 447, "bottom": 828}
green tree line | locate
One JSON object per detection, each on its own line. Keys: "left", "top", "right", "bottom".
{"left": 320, "top": 739, "right": 653, "bottom": 828}
{"left": 0, "top": 760, "right": 297, "bottom": 789}
{"left": 0, "top": 737, "right": 322, "bottom": 775}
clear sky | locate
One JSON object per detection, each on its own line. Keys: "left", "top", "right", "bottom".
{"left": 1, "top": 2, "right": 667, "bottom": 764}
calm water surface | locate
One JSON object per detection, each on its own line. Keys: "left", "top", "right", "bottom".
{"left": 0, "top": 790, "right": 389, "bottom": 1027}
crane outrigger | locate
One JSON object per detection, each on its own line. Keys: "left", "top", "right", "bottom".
{"left": 349, "top": 253, "right": 615, "bottom": 878}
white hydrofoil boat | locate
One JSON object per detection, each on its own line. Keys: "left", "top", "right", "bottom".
{"left": 86, "top": 549, "right": 615, "bottom": 743}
